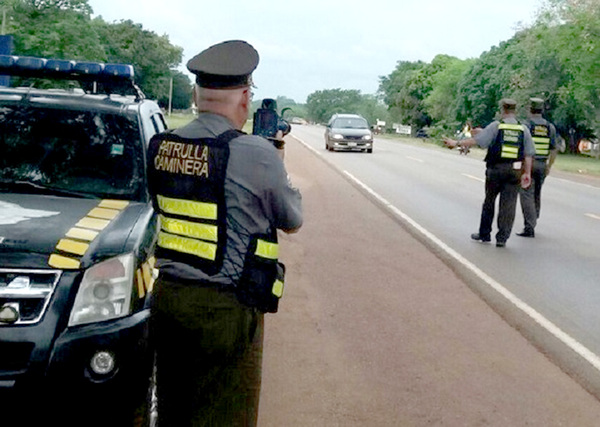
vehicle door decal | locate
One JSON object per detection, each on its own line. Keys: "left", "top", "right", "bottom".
{"left": 48, "top": 199, "right": 130, "bottom": 269}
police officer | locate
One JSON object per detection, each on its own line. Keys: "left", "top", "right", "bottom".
{"left": 444, "top": 99, "right": 534, "bottom": 247}
{"left": 516, "top": 97, "right": 558, "bottom": 238}
{"left": 147, "top": 40, "right": 303, "bottom": 426}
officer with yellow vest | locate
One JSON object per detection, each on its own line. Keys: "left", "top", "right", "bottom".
{"left": 147, "top": 40, "right": 303, "bottom": 426}
{"left": 516, "top": 97, "right": 558, "bottom": 238}
{"left": 444, "top": 99, "right": 534, "bottom": 247}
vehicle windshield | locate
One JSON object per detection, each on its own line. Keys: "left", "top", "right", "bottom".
{"left": 0, "top": 105, "right": 144, "bottom": 200}
{"left": 333, "top": 117, "right": 368, "bottom": 129}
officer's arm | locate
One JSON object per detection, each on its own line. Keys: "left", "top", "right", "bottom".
{"left": 267, "top": 150, "right": 303, "bottom": 234}
{"left": 443, "top": 137, "right": 476, "bottom": 149}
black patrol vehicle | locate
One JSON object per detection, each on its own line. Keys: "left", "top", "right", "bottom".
{"left": 0, "top": 55, "right": 165, "bottom": 424}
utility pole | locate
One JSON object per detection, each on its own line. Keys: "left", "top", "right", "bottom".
{"left": 168, "top": 77, "right": 173, "bottom": 116}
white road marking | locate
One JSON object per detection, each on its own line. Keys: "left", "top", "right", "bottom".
{"left": 342, "top": 169, "right": 600, "bottom": 373}
{"left": 462, "top": 173, "right": 485, "bottom": 183}
{"left": 406, "top": 156, "right": 424, "bottom": 163}
{"left": 585, "top": 213, "right": 600, "bottom": 221}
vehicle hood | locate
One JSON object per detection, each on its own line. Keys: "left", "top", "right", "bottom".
{"left": 0, "top": 193, "right": 147, "bottom": 269}
{"left": 331, "top": 127, "right": 372, "bottom": 137}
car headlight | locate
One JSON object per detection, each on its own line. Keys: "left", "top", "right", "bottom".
{"left": 69, "top": 254, "right": 134, "bottom": 327}
{"left": 362, "top": 134, "right": 373, "bottom": 140}
{"left": 332, "top": 134, "right": 344, "bottom": 140}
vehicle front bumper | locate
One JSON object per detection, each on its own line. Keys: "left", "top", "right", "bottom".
{"left": 0, "top": 309, "right": 153, "bottom": 415}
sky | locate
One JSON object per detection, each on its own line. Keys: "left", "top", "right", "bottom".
{"left": 87, "top": 0, "right": 544, "bottom": 104}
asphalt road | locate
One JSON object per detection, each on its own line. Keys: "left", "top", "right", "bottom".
{"left": 257, "top": 130, "right": 600, "bottom": 426}
{"left": 290, "top": 125, "right": 600, "bottom": 380}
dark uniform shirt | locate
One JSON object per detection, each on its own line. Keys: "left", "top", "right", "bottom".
{"left": 155, "top": 112, "right": 302, "bottom": 286}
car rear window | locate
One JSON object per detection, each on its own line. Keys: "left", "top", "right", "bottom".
{"left": 0, "top": 105, "right": 144, "bottom": 200}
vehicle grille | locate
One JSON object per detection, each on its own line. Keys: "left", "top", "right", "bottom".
{"left": 0, "top": 269, "right": 61, "bottom": 326}
{"left": 344, "top": 135, "right": 364, "bottom": 141}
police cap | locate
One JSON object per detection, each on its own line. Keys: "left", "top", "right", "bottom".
{"left": 530, "top": 97, "right": 545, "bottom": 112}
{"left": 187, "top": 40, "right": 259, "bottom": 89}
{"left": 500, "top": 98, "right": 517, "bottom": 110}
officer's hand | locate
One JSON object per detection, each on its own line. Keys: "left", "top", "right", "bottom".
{"left": 521, "top": 172, "right": 532, "bottom": 189}
{"left": 443, "top": 138, "right": 457, "bottom": 149}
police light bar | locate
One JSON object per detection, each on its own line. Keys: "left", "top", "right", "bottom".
{"left": 0, "top": 55, "right": 135, "bottom": 81}
{"left": 0, "top": 54, "right": 142, "bottom": 98}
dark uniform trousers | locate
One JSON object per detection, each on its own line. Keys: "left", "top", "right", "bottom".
{"left": 152, "top": 275, "right": 264, "bottom": 427}
{"left": 479, "top": 163, "right": 521, "bottom": 243}
{"left": 519, "top": 159, "right": 547, "bottom": 232}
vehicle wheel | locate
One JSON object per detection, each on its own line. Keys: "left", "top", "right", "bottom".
{"left": 366, "top": 149, "right": 373, "bottom": 153}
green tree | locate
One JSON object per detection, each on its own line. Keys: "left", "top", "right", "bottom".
{"left": 7, "top": 0, "right": 105, "bottom": 60}
{"left": 164, "top": 70, "right": 192, "bottom": 111}
{"left": 306, "top": 88, "right": 363, "bottom": 124}
{"left": 94, "top": 19, "right": 182, "bottom": 101}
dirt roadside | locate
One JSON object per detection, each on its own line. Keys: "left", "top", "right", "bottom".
{"left": 257, "top": 136, "right": 600, "bottom": 426}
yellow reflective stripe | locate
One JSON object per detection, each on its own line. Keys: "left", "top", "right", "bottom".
{"left": 49, "top": 254, "right": 81, "bottom": 269}
{"left": 76, "top": 217, "right": 110, "bottom": 231}
{"left": 255, "top": 240, "right": 279, "bottom": 260}
{"left": 157, "top": 195, "right": 217, "bottom": 220}
{"left": 501, "top": 145, "right": 519, "bottom": 158}
{"left": 532, "top": 137, "right": 550, "bottom": 143}
{"left": 99, "top": 199, "right": 130, "bottom": 210}
{"left": 498, "top": 123, "right": 524, "bottom": 131}
{"left": 158, "top": 232, "right": 217, "bottom": 260}
{"left": 142, "top": 262, "right": 154, "bottom": 293}
{"left": 160, "top": 215, "right": 218, "bottom": 242}
{"left": 88, "top": 207, "right": 119, "bottom": 220}
{"left": 66, "top": 227, "right": 99, "bottom": 242}
{"left": 136, "top": 269, "right": 145, "bottom": 299}
{"left": 56, "top": 239, "right": 89, "bottom": 256}
{"left": 272, "top": 279, "right": 284, "bottom": 298}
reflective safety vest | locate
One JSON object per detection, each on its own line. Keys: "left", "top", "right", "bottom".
{"left": 148, "top": 129, "right": 285, "bottom": 312}
{"left": 485, "top": 122, "right": 525, "bottom": 165}
{"left": 529, "top": 120, "right": 551, "bottom": 160}
{"left": 148, "top": 129, "right": 239, "bottom": 275}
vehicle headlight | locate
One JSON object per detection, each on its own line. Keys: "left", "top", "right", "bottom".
{"left": 332, "top": 134, "right": 344, "bottom": 140}
{"left": 69, "top": 254, "right": 134, "bottom": 327}
{"left": 362, "top": 134, "right": 373, "bottom": 140}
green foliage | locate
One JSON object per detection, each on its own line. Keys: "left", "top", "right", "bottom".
{"left": 3, "top": 0, "right": 184, "bottom": 104}
{"left": 378, "top": 0, "right": 600, "bottom": 149}
{"left": 306, "top": 88, "right": 364, "bottom": 124}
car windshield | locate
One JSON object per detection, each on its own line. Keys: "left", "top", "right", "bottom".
{"left": 0, "top": 104, "right": 143, "bottom": 200}
{"left": 333, "top": 117, "right": 368, "bottom": 129}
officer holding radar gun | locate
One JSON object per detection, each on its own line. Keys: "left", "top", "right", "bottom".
{"left": 147, "top": 40, "right": 302, "bottom": 426}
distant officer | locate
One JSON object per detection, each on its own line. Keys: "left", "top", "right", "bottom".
{"left": 148, "top": 40, "right": 303, "bottom": 426}
{"left": 444, "top": 99, "right": 534, "bottom": 247}
{"left": 516, "top": 97, "right": 558, "bottom": 237}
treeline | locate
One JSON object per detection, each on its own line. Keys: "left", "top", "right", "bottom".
{"left": 2, "top": 0, "right": 192, "bottom": 109}
{"left": 307, "top": 0, "right": 600, "bottom": 152}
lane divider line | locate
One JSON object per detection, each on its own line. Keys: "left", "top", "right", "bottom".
{"left": 462, "top": 173, "right": 485, "bottom": 183}
{"left": 341, "top": 169, "right": 600, "bottom": 373}
{"left": 406, "top": 156, "right": 424, "bottom": 163}
{"left": 585, "top": 213, "right": 600, "bottom": 221}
